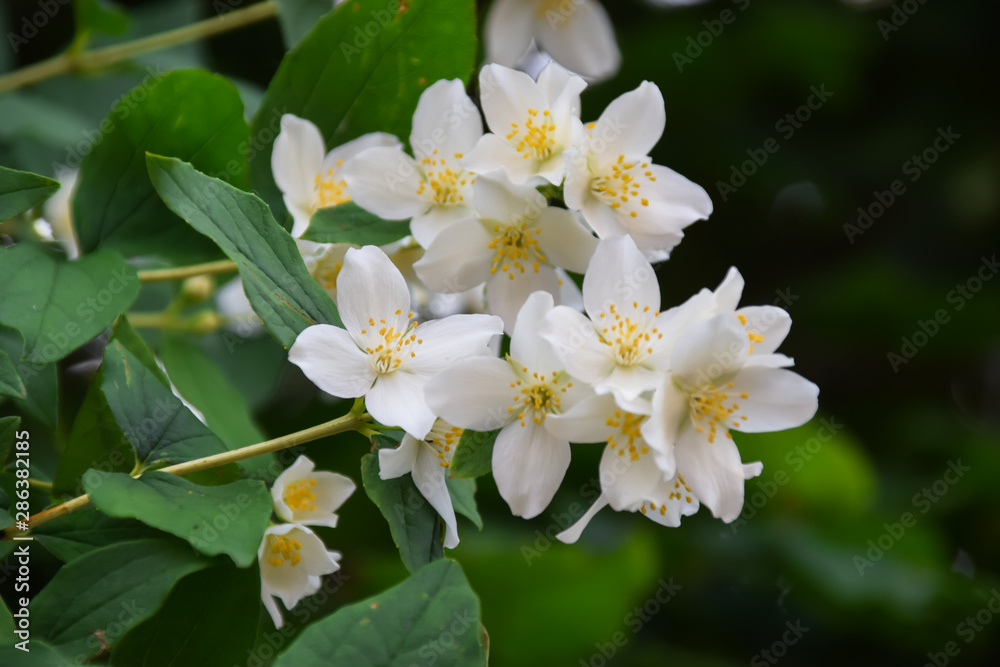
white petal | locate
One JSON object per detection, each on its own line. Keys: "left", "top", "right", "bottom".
{"left": 487, "top": 264, "right": 561, "bottom": 336}
{"left": 556, "top": 495, "right": 609, "bottom": 544}
{"left": 674, "top": 424, "right": 746, "bottom": 523}
{"left": 538, "top": 305, "right": 615, "bottom": 385}
{"left": 492, "top": 421, "right": 570, "bottom": 518}
{"left": 262, "top": 590, "right": 284, "bottom": 629}
{"left": 743, "top": 353, "right": 796, "bottom": 369}
{"left": 591, "top": 82, "right": 664, "bottom": 165}
{"left": 412, "top": 444, "right": 460, "bottom": 549}
{"left": 472, "top": 173, "right": 547, "bottom": 225}
{"left": 536, "top": 207, "right": 597, "bottom": 273}
{"left": 643, "top": 475, "right": 699, "bottom": 527}
{"left": 582, "top": 236, "right": 659, "bottom": 322}
{"left": 272, "top": 114, "right": 324, "bottom": 214}
{"left": 728, "top": 367, "right": 819, "bottom": 434}
{"left": 341, "top": 147, "right": 429, "bottom": 220}
{"left": 326, "top": 132, "right": 402, "bottom": 170}
{"left": 510, "top": 291, "right": 560, "bottom": 372}
{"left": 408, "top": 314, "right": 504, "bottom": 376}
{"left": 337, "top": 246, "right": 412, "bottom": 342}
{"left": 562, "top": 150, "right": 591, "bottom": 212}
{"left": 413, "top": 219, "right": 494, "bottom": 293}
{"left": 271, "top": 455, "right": 315, "bottom": 522}
{"left": 366, "top": 371, "right": 436, "bottom": 439}
{"left": 536, "top": 61, "right": 586, "bottom": 117}
{"left": 483, "top": 0, "right": 534, "bottom": 67}
{"left": 545, "top": 393, "right": 619, "bottom": 444}
{"left": 478, "top": 64, "right": 546, "bottom": 137}
{"left": 736, "top": 306, "right": 792, "bottom": 356}
{"left": 410, "top": 79, "right": 483, "bottom": 160}
{"left": 637, "top": 164, "right": 713, "bottom": 230}
{"left": 410, "top": 204, "right": 476, "bottom": 248}
{"left": 600, "top": 444, "right": 664, "bottom": 511}
{"left": 534, "top": 0, "right": 621, "bottom": 82}
{"left": 643, "top": 377, "right": 689, "bottom": 454}
{"left": 597, "top": 364, "right": 663, "bottom": 404}
{"left": 379, "top": 434, "right": 420, "bottom": 479}
{"left": 670, "top": 313, "right": 749, "bottom": 388}
{"left": 713, "top": 267, "right": 744, "bottom": 312}
{"left": 302, "top": 471, "right": 356, "bottom": 527}
{"left": 579, "top": 197, "right": 625, "bottom": 239}
{"left": 289, "top": 324, "right": 376, "bottom": 398}
{"left": 425, "top": 357, "right": 518, "bottom": 431}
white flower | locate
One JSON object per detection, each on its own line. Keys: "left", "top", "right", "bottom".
{"left": 563, "top": 82, "right": 713, "bottom": 261}
{"left": 426, "top": 291, "right": 591, "bottom": 518}
{"left": 288, "top": 245, "right": 503, "bottom": 439}
{"left": 539, "top": 236, "right": 712, "bottom": 413}
{"left": 379, "top": 420, "right": 464, "bottom": 549}
{"left": 271, "top": 455, "right": 356, "bottom": 528}
{"left": 413, "top": 174, "right": 597, "bottom": 334}
{"left": 343, "top": 80, "right": 483, "bottom": 247}
{"left": 271, "top": 114, "right": 401, "bottom": 238}
{"left": 484, "top": 0, "right": 621, "bottom": 83}
{"left": 642, "top": 311, "right": 818, "bottom": 522}
{"left": 34, "top": 168, "right": 79, "bottom": 259}
{"left": 258, "top": 523, "right": 340, "bottom": 628}
{"left": 462, "top": 62, "right": 585, "bottom": 186}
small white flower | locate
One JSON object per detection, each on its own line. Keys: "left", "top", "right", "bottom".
{"left": 426, "top": 291, "right": 591, "bottom": 518}
{"left": 288, "top": 245, "right": 503, "bottom": 439}
{"left": 271, "top": 114, "right": 401, "bottom": 238}
{"left": 34, "top": 168, "right": 79, "bottom": 259}
{"left": 271, "top": 455, "right": 356, "bottom": 528}
{"left": 379, "top": 420, "right": 464, "bottom": 549}
{"left": 484, "top": 0, "right": 621, "bottom": 83}
{"left": 343, "top": 80, "right": 483, "bottom": 247}
{"left": 563, "top": 82, "right": 713, "bottom": 261}
{"left": 462, "top": 62, "right": 585, "bottom": 186}
{"left": 413, "top": 174, "right": 597, "bottom": 334}
{"left": 258, "top": 523, "right": 340, "bottom": 628}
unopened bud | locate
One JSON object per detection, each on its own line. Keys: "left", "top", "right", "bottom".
{"left": 181, "top": 275, "right": 215, "bottom": 303}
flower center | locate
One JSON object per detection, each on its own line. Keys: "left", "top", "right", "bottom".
{"left": 591, "top": 155, "right": 655, "bottom": 220}
{"left": 737, "top": 313, "right": 765, "bottom": 353}
{"left": 534, "top": 0, "right": 568, "bottom": 19}
{"left": 640, "top": 475, "right": 694, "bottom": 516}
{"left": 596, "top": 302, "right": 662, "bottom": 366}
{"left": 314, "top": 161, "right": 350, "bottom": 209}
{"left": 311, "top": 258, "right": 343, "bottom": 294}
{"left": 267, "top": 534, "right": 303, "bottom": 568}
{"left": 506, "top": 108, "right": 557, "bottom": 161}
{"left": 416, "top": 151, "right": 473, "bottom": 205}
{"left": 487, "top": 223, "right": 547, "bottom": 280}
{"left": 283, "top": 478, "right": 318, "bottom": 513}
{"left": 605, "top": 410, "right": 650, "bottom": 461}
{"left": 425, "top": 422, "right": 464, "bottom": 468}
{"left": 686, "top": 381, "right": 749, "bottom": 443}
{"left": 507, "top": 363, "right": 571, "bottom": 426}
{"left": 361, "top": 310, "right": 420, "bottom": 374}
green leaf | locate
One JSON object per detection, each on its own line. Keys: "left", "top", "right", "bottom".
{"left": 0, "top": 596, "right": 12, "bottom": 648}
{"left": 31, "top": 538, "right": 210, "bottom": 661}
{"left": 32, "top": 507, "right": 162, "bottom": 563}
{"left": 0, "top": 350, "right": 27, "bottom": 399}
{"left": 0, "top": 417, "right": 21, "bottom": 470}
{"left": 0, "top": 245, "right": 140, "bottom": 363}
{"left": 275, "top": 559, "right": 487, "bottom": 667}
{"left": 275, "top": 0, "right": 336, "bottom": 47}
{"left": 0, "top": 641, "right": 73, "bottom": 666}
{"left": 74, "top": 0, "right": 129, "bottom": 37}
{"left": 110, "top": 562, "right": 261, "bottom": 667}
{"left": 100, "top": 340, "right": 231, "bottom": 474}
{"left": 449, "top": 429, "right": 498, "bottom": 479}
{"left": 85, "top": 471, "right": 272, "bottom": 567}
{"left": 0, "top": 165, "right": 59, "bottom": 221}
{"left": 446, "top": 476, "right": 482, "bottom": 531}
{"left": 362, "top": 446, "right": 445, "bottom": 573}
{"left": 54, "top": 317, "right": 170, "bottom": 497}
{"left": 249, "top": 0, "right": 478, "bottom": 220}
{"left": 146, "top": 154, "right": 341, "bottom": 348}
{"left": 74, "top": 69, "right": 250, "bottom": 262}
{"left": 0, "top": 327, "right": 58, "bottom": 428}
{"left": 302, "top": 203, "right": 411, "bottom": 246}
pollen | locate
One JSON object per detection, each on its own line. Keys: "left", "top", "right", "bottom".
{"left": 416, "top": 153, "right": 470, "bottom": 205}
{"left": 687, "top": 383, "right": 749, "bottom": 443}
{"left": 425, "top": 423, "right": 464, "bottom": 468}
{"left": 283, "top": 478, "right": 319, "bottom": 513}
{"left": 606, "top": 412, "right": 649, "bottom": 462}
{"left": 509, "top": 108, "right": 558, "bottom": 161}
{"left": 266, "top": 534, "right": 304, "bottom": 568}
{"left": 487, "top": 222, "right": 547, "bottom": 278}
{"left": 314, "top": 165, "right": 350, "bottom": 208}
{"left": 508, "top": 361, "right": 568, "bottom": 427}
{"left": 590, "top": 155, "right": 658, "bottom": 220}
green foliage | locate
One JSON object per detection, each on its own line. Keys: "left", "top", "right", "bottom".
{"left": 32, "top": 507, "right": 162, "bottom": 563}
{"left": 302, "top": 203, "right": 411, "bottom": 246}
{"left": 146, "top": 154, "right": 341, "bottom": 348}
{"left": 449, "top": 429, "right": 498, "bottom": 479}
{"left": 31, "top": 539, "right": 210, "bottom": 660}
{"left": 0, "top": 245, "right": 140, "bottom": 363}
{"left": 0, "top": 352, "right": 26, "bottom": 400}
{"left": 362, "top": 436, "right": 445, "bottom": 573}
{"left": 274, "top": 559, "right": 488, "bottom": 667}
{"left": 0, "top": 165, "right": 59, "bottom": 221}
{"left": 73, "top": 0, "right": 129, "bottom": 39}
{"left": 0, "top": 417, "right": 20, "bottom": 466}
{"left": 274, "top": 0, "right": 337, "bottom": 48}
{"left": 0, "top": 327, "right": 57, "bottom": 428}
{"left": 74, "top": 70, "right": 250, "bottom": 262}
{"left": 249, "top": 0, "right": 478, "bottom": 220}
{"left": 84, "top": 471, "right": 272, "bottom": 567}
{"left": 446, "top": 476, "right": 483, "bottom": 531}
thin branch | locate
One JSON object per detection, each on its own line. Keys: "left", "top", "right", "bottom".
{"left": 138, "top": 260, "right": 238, "bottom": 283}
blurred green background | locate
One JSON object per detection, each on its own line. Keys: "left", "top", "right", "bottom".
{"left": 1, "top": 0, "right": 998, "bottom": 665}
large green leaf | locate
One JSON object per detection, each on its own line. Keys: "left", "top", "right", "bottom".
{"left": 54, "top": 317, "right": 169, "bottom": 497}
{"left": 32, "top": 507, "right": 162, "bottom": 563}
{"left": 275, "top": 0, "right": 335, "bottom": 47}
{"left": 110, "top": 562, "right": 261, "bottom": 667}
{"left": 100, "top": 340, "right": 231, "bottom": 475}
{"left": 0, "top": 350, "right": 26, "bottom": 400}
{"left": 0, "top": 641, "right": 73, "bottom": 666}
{"left": 249, "top": 0, "right": 478, "bottom": 220}
{"left": 302, "top": 203, "right": 411, "bottom": 246}
{"left": 74, "top": 69, "right": 250, "bottom": 262}
{"left": 146, "top": 154, "right": 341, "bottom": 348}
{"left": 0, "top": 417, "right": 20, "bottom": 468}
{"left": 448, "top": 429, "right": 498, "bottom": 479}
{"left": 74, "top": 0, "right": 129, "bottom": 38}
{"left": 85, "top": 471, "right": 272, "bottom": 567}
{"left": 362, "top": 438, "right": 445, "bottom": 573}
{"left": 31, "top": 538, "right": 210, "bottom": 661}
{"left": 0, "top": 327, "right": 58, "bottom": 428}
{"left": 274, "top": 559, "right": 488, "bottom": 667}
{"left": 0, "top": 245, "right": 140, "bottom": 363}
{"left": 0, "top": 165, "right": 59, "bottom": 221}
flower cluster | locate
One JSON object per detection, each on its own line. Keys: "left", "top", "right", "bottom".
{"left": 280, "top": 61, "right": 818, "bottom": 550}
{"left": 258, "top": 455, "right": 355, "bottom": 628}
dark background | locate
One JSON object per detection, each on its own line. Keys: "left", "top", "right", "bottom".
{"left": 2, "top": 0, "right": 998, "bottom": 664}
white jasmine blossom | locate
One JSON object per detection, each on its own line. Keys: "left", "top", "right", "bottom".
{"left": 258, "top": 523, "right": 341, "bottom": 629}
{"left": 271, "top": 455, "right": 356, "bottom": 528}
